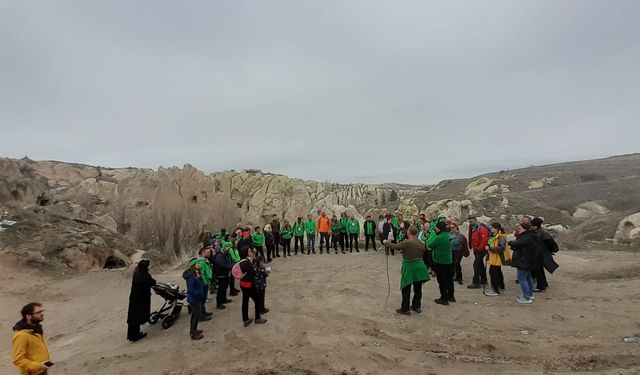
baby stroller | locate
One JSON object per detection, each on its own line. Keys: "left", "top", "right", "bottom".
{"left": 149, "top": 282, "right": 187, "bottom": 329}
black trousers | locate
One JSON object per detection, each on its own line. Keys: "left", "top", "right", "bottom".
{"left": 190, "top": 301, "right": 202, "bottom": 334}
{"left": 257, "top": 288, "right": 266, "bottom": 312}
{"left": 340, "top": 233, "right": 348, "bottom": 251}
{"left": 533, "top": 253, "right": 548, "bottom": 290}
{"left": 273, "top": 232, "right": 281, "bottom": 255}
{"left": 331, "top": 234, "right": 341, "bottom": 252}
{"left": 433, "top": 262, "right": 455, "bottom": 300}
{"left": 241, "top": 286, "right": 261, "bottom": 322}
{"left": 281, "top": 238, "right": 291, "bottom": 256}
{"left": 229, "top": 276, "right": 238, "bottom": 294}
{"left": 452, "top": 252, "right": 463, "bottom": 282}
{"left": 319, "top": 232, "right": 330, "bottom": 252}
{"left": 365, "top": 234, "right": 375, "bottom": 251}
{"left": 266, "top": 242, "right": 274, "bottom": 261}
{"left": 255, "top": 246, "right": 264, "bottom": 260}
{"left": 294, "top": 236, "right": 304, "bottom": 253}
{"left": 472, "top": 251, "right": 488, "bottom": 285}
{"left": 216, "top": 276, "right": 229, "bottom": 306}
{"left": 401, "top": 281, "right": 423, "bottom": 312}
{"left": 348, "top": 233, "right": 359, "bottom": 251}
{"left": 489, "top": 265, "right": 505, "bottom": 293}
{"left": 127, "top": 323, "right": 142, "bottom": 341}
{"left": 202, "top": 286, "right": 209, "bottom": 314}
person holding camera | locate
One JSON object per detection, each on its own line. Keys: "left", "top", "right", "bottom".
{"left": 12, "top": 302, "right": 53, "bottom": 375}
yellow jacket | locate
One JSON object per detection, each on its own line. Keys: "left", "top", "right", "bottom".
{"left": 12, "top": 322, "right": 50, "bottom": 375}
{"left": 487, "top": 232, "right": 511, "bottom": 267}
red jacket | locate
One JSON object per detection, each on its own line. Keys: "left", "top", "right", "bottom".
{"left": 468, "top": 225, "right": 489, "bottom": 253}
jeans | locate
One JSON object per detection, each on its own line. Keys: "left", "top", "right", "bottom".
{"left": 294, "top": 236, "right": 304, "bottom": 253}
{"left": 241, "top": 286, "right": 261, "bottom": 322}
{"left": 433, "top": 262, "right": 455, "bottom": 301}
{"left": 517, "top": 268, "right": 534, "bottom": 299}
{"left": 401, "top": 281, "right": 423, "bottom": 312}
{"left": 307, "top": 234, "right": 315, "bottom": 252}
{"left": 452, "top": 252, "right": 463, "bottom": 282}
{"left": 472, "top": 251, "right": 488, "bottom": 285}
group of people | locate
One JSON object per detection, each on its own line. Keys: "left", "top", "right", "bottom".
{"left": 389, "top": 213, "right": 560, "bottom": 314}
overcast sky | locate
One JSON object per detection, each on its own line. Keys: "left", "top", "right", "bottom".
{"left": 1, "top": 1, "right": 639, "bottom": 184}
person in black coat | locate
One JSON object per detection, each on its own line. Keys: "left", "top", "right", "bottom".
{"left": 213, "top": 245, "right": 233, "bottom": 309}
{"left": 127, "top": 259, "right": 156, "bottom": 341}
{"left": 382, "top": 216, "right": 395, "bottom": 255}
{"left": 531, "top": 217, "right": 560, "bottom": 292}
{"left": 508, "top": 223, "right": 539, "bottom": 303}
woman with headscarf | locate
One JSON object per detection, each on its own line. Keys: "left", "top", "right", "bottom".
{"left": 127, "top": 259, "right": 156, "bottom": 342}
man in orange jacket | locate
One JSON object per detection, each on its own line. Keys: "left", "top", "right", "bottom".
{"left": 12, "top": 302, "right": 52, "bottom": 375}
{"left": 317, "top": 211, "right": 332, "bottom": 254}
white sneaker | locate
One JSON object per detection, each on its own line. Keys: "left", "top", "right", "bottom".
{"left": 516, "top": 296, "right": 533, "bottom": 304}
{"left": 484, "top": 289, "right": 499, "bottom": 297}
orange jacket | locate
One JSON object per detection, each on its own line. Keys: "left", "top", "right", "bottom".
{"left": 317, "top": 216, "right": 331, "bottom": 233}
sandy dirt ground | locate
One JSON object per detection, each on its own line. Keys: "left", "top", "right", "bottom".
{"left": 1, "top": 248, "right": 640, "bottom": 375}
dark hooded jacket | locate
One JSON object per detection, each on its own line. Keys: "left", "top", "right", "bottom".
{"left": 127, "top": 261, "right": 156, "bottom": 325}
{"left": 536, "top": 229, "right": 560, "bottom": 273}
{"left": 509, "top": 230, "right": 539, "bottom": 271}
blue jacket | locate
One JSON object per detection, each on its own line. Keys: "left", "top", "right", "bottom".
{"left": 184, "top": 270, "right": 206, "bottom": 305}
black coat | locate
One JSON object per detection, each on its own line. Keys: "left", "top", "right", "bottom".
{"left": 213, "top": 251, "right": 232, "bottom": 277}
{"left": 127, "top": 269, "right": 156, "bottom": 325}
{"left": 537, "top": 229, "right": 560, "bottom": 273}
{"left": 509, "top": 230, "right": 539, "bottom": 271}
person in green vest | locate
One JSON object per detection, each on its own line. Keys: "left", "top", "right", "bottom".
{"left": 339, "top": 212, "right": 349, "bottom": 253}
{"left": 428, "top": 221, "right": 455, "bottom": 305}
{"left": 304, "top": 214, "right": 317, "bottom": 254}
{"left": 292, "top": 216, "right": 305, "bottom": 255}
{"left": 280, "top": 219, "right": 293, "bottom": 257}
{"left": 346, "top": 214, "right": 360, "bottom": 253}
{"left": 330, "top": 215, "right": 343, "bottom": 254}
{"left": 383, "top": 226, "right": 430, "bottom": 315}
{"left": 363, "top": 215, "right": 377, "bottom": 251}
{"left": 251, "top": 226, "right": 265, "bottom": 259}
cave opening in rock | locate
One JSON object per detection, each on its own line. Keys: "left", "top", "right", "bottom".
{"left": 103, "top": 256, "right": 127, "bottom": 269}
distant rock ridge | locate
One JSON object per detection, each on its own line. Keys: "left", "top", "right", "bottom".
{"left": 1, "top": 154, "right": 639, "bottom": 270}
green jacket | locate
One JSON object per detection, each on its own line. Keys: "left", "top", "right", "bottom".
{"left": 251, "top": 232, "right": 265, "bottom": 247}
{"left": 392, "top": 215, "right": 399, "bottom": 229}
{"left": 281, "top": 225, "right": 293, "bottom": 240}
{"left": 227, "top": 245, "right": 240, "bottom": 263}
{"left": 331, "top": 222, "right": 342, "bottom": 234}
{"left": 293, "top": 221, "right": 305, "bottom": 237}
{"left": 192, "top": 257, "right": 212, "bottom": 287}
{"left": 346, "top": 219, "right": 360, "bottom": 234}
{"left": 364, "top": 220, "right": 376, "bottom": 235}
{"left": 339, "top": 218, "right": 348, "bottom": 233}
{"left": 427, "top": 231, "right": 452, "bottom": 265}
{"left": 304, "top": 219, "right": 316, "bottom": 234}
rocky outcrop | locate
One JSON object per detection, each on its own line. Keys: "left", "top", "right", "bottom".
{"left": 572, "top": 201, "right": 610, "bottom": 220}
{"left": 614, "top": 212, "right": 640, "bottom": 243}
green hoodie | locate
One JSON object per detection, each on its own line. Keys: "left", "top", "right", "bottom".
{"left": 251, "top": 232, "right": 265, "bottom": 247}
{"left": 281, "top": 225, "right": 293, "bottom": 240}
{"left": 392, "top": 215, "right": 399, "bottom": 229}
{"left": 346, "top": 218, "right": 360, "bottom": 234}
{"left": 304, "top": 219, "right": 316, "bottom": 234}
{"left": 224, "top": 242, "right": 240, "bottom": 263}
{"left": 293, "top": 221, "right": 305, "bottom": 237}
{"left": 364, "top": 220, "right": 376, "bottom": 235}
{"left": 339, "top": 217, "right": 348, "bottom": 234}
{"left": 191, "top": 257, "right": 212, "bottom": 287}
{"left": 427, "top": 231, "right": 452, "bottom": 265}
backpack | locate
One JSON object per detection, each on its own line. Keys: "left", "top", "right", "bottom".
{"left": 231, "top": 259, "right": 249, "bottom": 280}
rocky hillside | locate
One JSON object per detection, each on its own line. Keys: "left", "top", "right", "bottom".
{"left": 1, "top": 154, "right": 639, "bottom": 271}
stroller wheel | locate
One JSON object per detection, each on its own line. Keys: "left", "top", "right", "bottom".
{"left": 162, "top": 316, "right": 175, "bottom": 329}
{"left": 149, "top": 312, "right": 160, "bottom": 325}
